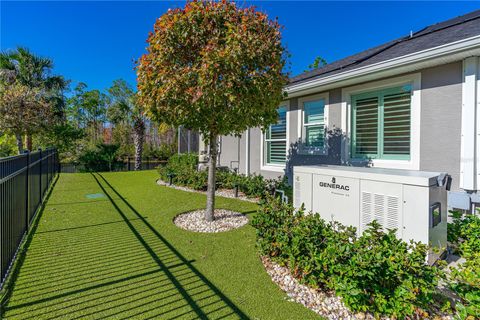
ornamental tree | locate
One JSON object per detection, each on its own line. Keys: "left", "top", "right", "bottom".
{"left": 137, "top": 0, "right": 288, "bottom": 221}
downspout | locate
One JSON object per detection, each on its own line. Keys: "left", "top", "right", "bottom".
{"left": 245, "top": 129, "right": 250, "bottom": 175}
{"left": 177, "top": 126, "right": 181, "bottom": 154}
{"left": 460, "top": 57, "right": 478, "bottom": 191}
{"left": 237, "top": 136, "right": 241, "bottom": 172}
{"left": 476, "top": 58, "right": 480, "bottom": 193}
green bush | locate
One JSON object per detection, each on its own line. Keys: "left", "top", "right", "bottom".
{"left": 336, "top": 222, "right": 438, "bottom": 317}
{"left": 78, "top": 143, "right": 121, "bottom": 172}
{"left": 159, "top": 154, "right": 291, "bottom": 198}
{"left": 448, "top": 211, "right": 480, "bottom": 319}
{"left": 158, "top": 153, "right": 207, "bottom": 190}
{"left": 251, "top": 196, "right": 441, "bottom": 318}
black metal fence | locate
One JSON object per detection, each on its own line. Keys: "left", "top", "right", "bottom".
{"left": 60, "top": 157, "right": 166, "bottom": 173}
{"left": 0, "top": 148, "right": 59, "bottom": 289}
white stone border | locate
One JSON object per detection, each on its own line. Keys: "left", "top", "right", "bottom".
{"left": 173, "top": 209, "right": 249, "bottom": 233}
{"left": 261, "top": 256, "right": 452, "bottom": 320}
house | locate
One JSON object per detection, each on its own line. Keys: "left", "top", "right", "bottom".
{"left": 201, "top": 10, "right": 480, "bottom": 210}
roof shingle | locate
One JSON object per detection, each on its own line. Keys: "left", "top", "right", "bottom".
{"left": 289, "top": 10, "right": 480, "bottom": 85}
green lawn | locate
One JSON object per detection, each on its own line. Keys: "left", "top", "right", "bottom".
{"left": 2, "top": 171, "right": 319, "bottom": 319}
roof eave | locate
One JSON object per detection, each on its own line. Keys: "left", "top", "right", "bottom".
{"left": 285, "top": 35, "right": 480, "bottom": 98}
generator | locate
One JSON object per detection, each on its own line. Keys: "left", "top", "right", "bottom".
{"left": 293, "top": 165, "right": 450, "bottom": 263}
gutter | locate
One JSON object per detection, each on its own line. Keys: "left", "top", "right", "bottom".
{"left": 285, "top": 35, "right": 480, "bottom": 98}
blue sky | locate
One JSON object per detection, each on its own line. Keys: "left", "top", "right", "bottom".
{"left": 2, "top": 1, "right": 479, "bottom": 92}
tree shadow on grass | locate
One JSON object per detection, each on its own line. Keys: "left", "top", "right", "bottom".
{"left": 2, "top": 172, "right": 249, "bottom": 320}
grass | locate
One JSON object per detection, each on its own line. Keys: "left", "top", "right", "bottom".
{"left": 2, "top": 170, "right": 320, "bottom": 319}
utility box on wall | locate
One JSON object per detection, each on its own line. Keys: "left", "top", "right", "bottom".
{"left": 293, "top": 165, "right": 448, "bottom": 263}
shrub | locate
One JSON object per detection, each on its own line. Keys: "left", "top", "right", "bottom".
{"left": 159, "top": 154, "right": 290, "bottom": 198}
{"left": 335, "top": 222, "right": 438, "bottom": 317}
{"left": 250, "top": 195, "right": 299, "bottom": 262}
{"left": 158, "top": 153, "right": 207, "bottom": 190}
{"left": 78, "top": 143, "right": 121, "bottom": 172}
{"left": 448, "top": 211, "right": 480, "bottom": 319}
{"left": 252, "top": 196, "right": 441, "bottom": 318}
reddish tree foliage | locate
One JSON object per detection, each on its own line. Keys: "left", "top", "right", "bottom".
{"left": 137, "top": 0, "right": 288, "bottom": 220}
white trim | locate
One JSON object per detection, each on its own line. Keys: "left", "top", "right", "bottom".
{"left": 286, "top": 35, "right": 480, "bottom": 98}
{"left": 245, "top": 129, "right": 250, "bottom": 175}
{"left": 477, "top": 59, "right": 480, "bottom": 191}
{"left": 341, "top": 73, "right": 421, "bottom": 170}
{"left": 297, "top": 92, "right": 329, "bottom": 155}
{"left": 261, "top": 164, "right": 286, "bottom": 173}
{"left": 461, "top": 57, "right": 478, "bottom": 190}
{"left": 260, "top": 101, "right": 290, "bottom": 172}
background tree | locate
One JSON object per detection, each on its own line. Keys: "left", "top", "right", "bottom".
{"left": 35, "top": 122, "right": 85, "bottom": 161}
{"left": 137, "top": 0, "right": 287, "bottom": 221}
{"left": 67, "top": 82, "right": 107, "bottom": 144}
{"left": 107, "top": 79, "right": 145, "bottom": 170}
{"left": 0, "top": 47, "right": 67, "bottom": 150}
{"left": 307, "top": 56, "right": 327, "bottom": 71}
{"left": 0, "top": 133, "right": 17, "bottom": 157}
{"left": 0, "top": 82, "right": 51, "bottom": 152}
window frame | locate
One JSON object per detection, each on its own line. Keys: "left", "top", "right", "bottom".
{"left": 261, "top": 102, "right": 290, "bottom": 171}
{"left": 351, "top": 85, "right": 412, "bottom": 161}
{"left": 341, "top": 73, "right": 421, "bottom": 170}
{"left": 298, "top": 92, "right": 329, "bottom": 155}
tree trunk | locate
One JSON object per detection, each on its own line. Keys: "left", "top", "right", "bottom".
{"left": 205, "top": 134, "right": 218, "bottom": 222}
{"left": 15, "top": 133, "right": 23, "bottom": 154}
{"left": 25, "top": 134, "right": 32, "bottom": 151}
{"left": 133, "top": 118, "right": 145, "bottom": 171}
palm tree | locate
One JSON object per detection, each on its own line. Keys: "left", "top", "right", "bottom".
{"left": 107, "top": 79, "right": 145, "bottom": 170}
{"left": 0, "top": 47, "right": 67, "bottom": 151}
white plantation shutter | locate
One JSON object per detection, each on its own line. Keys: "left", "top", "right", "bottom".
{"left": 353, "top": 96, "right": 379, "bottom": 156}
{"left": 383, "top": 91, "right": 411, "bottom": 156}
{"left": 303, "top": 100, "right": 325, "bottom": 148}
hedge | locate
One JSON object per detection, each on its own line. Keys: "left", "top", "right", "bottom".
{"left": 447, "top": 211, "right": 480, "bottom": 319}
{"left": 251, "top": 196, "right": 442, "bottom": 318}
{"left": 158, "top": 153, "right": 292, "bottom": 199}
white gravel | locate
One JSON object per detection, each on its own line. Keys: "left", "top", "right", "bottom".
{"left": 261, "top": 256, "right": 453, "bottom": 320}
{"left": 174, "top": 209, "right": 249, "bottom": 233}
{"left": 157, "top": 179, "right": 259, "bottom": 203}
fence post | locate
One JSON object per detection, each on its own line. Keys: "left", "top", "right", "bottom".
{"left": 48, "top": 150, "right": 51, "bottom": 184}
{"left": 44, "top": 149, "right": 50, "bottom": 185}
{"left": 24, "top": 151, "right": 30, "bottom": 233}
{"left": 54, "top": 149, "right": 57, "bottom": 174}
{"left": 127, "top": 157, "right": 131, "bottom": 171}
{"left": 38, "top": 148, "right": 42, "bottom": 199}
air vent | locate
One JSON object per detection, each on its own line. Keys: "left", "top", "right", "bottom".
{"left": 374, "top": 193, "right": 385, "bottom": 225}
{"left": 386, "top": 195, "right": 400, "bottom": 236}
{"left": 361, "top": 191, "right": 401, "bottom": 237}
{"left": 361, "top": 191, "right": 373, "bottom": 232}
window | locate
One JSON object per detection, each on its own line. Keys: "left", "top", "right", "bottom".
{"left": 303, "top": 99, "right": 325, "bottom": 151}
{"left": 265, "top": 106, "right": 287, "bottom": 165}
{"left": 351, "top": 85, "right": 411, "bottom": 160}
